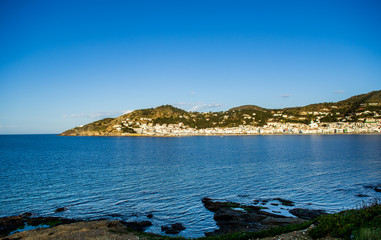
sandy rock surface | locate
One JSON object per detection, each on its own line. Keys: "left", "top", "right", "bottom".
{"left": 1, "top": 220, "right": 146, "bottom": 240}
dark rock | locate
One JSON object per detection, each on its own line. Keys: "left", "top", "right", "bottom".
{"left": 214, "top": 208, "right": 243, "bottom": 222}
{"left": 1, "top": 215, "right": 77, "bottom": 237}
{"left": 273, "top": 198, "right": 295, "bottom": 206}
{"left": 19, "top": 213, "right": 32, "bottom": 218}
{"left": 202, "top": 198, "right": 306, "bottom": 236}
{"left": 0, "top": 216, "right": 24, "bottom": 237}
{"left": 147, "top": 214, "right": 153, "bottom": 219}
{"left": 202, "top": 197, "right": 238, "bottom": 212}
{"left": 289, "top": 208, "right": 327, "bottom": 220}
{"left": 161, "top": 223, "right": 186, "bottom": 234}
{"left": 202, "top": 197, "right": 262, "bottom": 213}
{"left": 356, "top": 194, "right": 370, "bottom": 198}
{"left": 54, "top": 207, "right": 67, "bottom": 213}
{"left": 122, "top": 221, "right": 152, "bottom": 231}
{"left": 171, "top": 223, "right": 186, "bottom": 231}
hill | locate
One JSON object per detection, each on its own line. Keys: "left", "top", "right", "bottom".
{"left": 60, "top": 90, "right": 381, "bottom": 136}
{"left": 228, "top": 105, "right": 267, "bottom": 112}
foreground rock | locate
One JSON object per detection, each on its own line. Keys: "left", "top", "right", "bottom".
{"left": 202, "top": 197, "right": 306, "bottom": 236}
{"left": 0, "top": 213, "right": 153, "bottom": 239}
{"left": 0, "top": 216, "right": 24, "bottom": 237}
{"left": 2, "top": 220, "right": 149, "bottom": 240}
{"left": 0, "top": 214, "right": 76, "bottom": 237}
{"left": 289, "top": 208, "right": 327, "bottom": 220}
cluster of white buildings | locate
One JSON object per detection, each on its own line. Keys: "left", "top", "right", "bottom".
{"left": 113, "top": 120, "right": 381, "bottom": 136}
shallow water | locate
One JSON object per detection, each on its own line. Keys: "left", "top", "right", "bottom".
{"left": 0, "top": 135, "right": 380, "bottom": 237}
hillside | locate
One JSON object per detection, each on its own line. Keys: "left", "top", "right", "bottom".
{"left": 283, "top": 90, "right": 381, "bottom": 112}
{"left": 228, "top": 105, "right": 267, "bottom": 112}
{"left": 60, "top": 90, "right": 381, "bottom": 136}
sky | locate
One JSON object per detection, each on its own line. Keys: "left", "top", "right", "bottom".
{"left": 0, "top": 0, "right": 380, "bottom": 134}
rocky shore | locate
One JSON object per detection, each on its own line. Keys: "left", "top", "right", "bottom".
{"left": 201, "top": 197, "right": 326, "bottom": 236}
{"left": 1, "top": 220, "right": 149, "bottom": 240}
{"left": 0, "top": 213, "right": 153, "bottom": 240}
{"left": 0, "top": 197, "right": 330, "bottom": 239}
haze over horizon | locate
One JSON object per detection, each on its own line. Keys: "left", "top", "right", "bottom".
{"left": 1, "top": 0, "right": 381, "bottom": 134}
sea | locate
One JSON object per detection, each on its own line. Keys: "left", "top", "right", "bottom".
{"left": 0, "top": 134, "right": 380, "bottom": 238}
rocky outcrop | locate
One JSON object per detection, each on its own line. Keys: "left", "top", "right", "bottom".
{"left": 3, "top": 220, "right": 148, "bottom": 240}
{"left": 0, "top": 214, "right": 77, "bottom": 237}
{"left": 289, "top": 208, "right": 327, "bottom": 220}
{"left": 202, "top": 197, "right": 306, "bottom": 236}
{"left": 1, "top": 214, "right": 153, "bottom": 239}
{"left": 0, "top": 215, "right": 25, "bottom": 237}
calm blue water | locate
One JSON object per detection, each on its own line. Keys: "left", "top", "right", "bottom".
{"left": 0, "top": 135, "right": 380, "bottom": 237}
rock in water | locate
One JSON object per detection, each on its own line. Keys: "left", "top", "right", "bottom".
{"left": 122, "top": 221, "right": 152, "bottom": 231}
{"left": 55, "top": 207, "right": 67, "bottom": 213}
{"left": 202, "top": 197, "right": 306, "bottom": 236}
{"left": 161, "top": 223, "right": 186, "bottom": 234}
{"left": 272, "top": 198, "right": 295, "bottom": 206}
{"left": 356, "top": 194, "right": 370, "bottom": 198}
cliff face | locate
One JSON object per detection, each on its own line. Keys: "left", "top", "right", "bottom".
{"left": 60, "top": 90, "right": 381, "bottom": 136}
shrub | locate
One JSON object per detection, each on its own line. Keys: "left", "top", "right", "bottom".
{"left": 353, "top": 227, "right": 381, "bottom": 240}
{"left": 309, "top": 199, "right": 381, "bottom": 239}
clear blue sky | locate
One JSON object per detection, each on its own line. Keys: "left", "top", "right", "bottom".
{"left": 1, "top": 0, "right": 380, "bottom": 134}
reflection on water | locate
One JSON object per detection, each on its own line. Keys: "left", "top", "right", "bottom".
{"left": 0, "top": 135, "right": 380, "bottom": 237}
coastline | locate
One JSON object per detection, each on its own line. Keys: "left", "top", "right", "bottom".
{"left": 2, "top": 198, "right": 380, "bottom": 239}
{"left": 59, "top": 132, "right": 381, "bottom": 137}
{"left": 0, "top": 197, "right": 326, "bottom": 239}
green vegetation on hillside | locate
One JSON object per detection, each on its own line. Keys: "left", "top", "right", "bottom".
{"left": 309, "top": 200, "right": 381, "bottom": 239}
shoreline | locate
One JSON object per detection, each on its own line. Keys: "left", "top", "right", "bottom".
{"left": 0, "top": 197, "right": 326, "bottom": 239}
{"left": 59, "top": 132, "right": 381, "bottom": 137}
{"left": 2, "top": 196, "right": 380, "bottom": 239}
